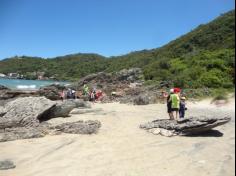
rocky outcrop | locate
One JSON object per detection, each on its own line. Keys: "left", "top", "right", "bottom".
{"left": 71, "top": 68, "right": 167, "bottom": 105}
{"left": 0, "top": 98, "right": 92, "bottom": 129}
{"left": 140, "top": 117, "right": 231, "bottom": 136}
{"left": 0, "top": 97, "right": 101, "bottom": 142}
{"left": 75, "top": 68, "right": 142, "bottom": 88}
{"left": 0, "top": 160, "right": 16, "bottom": 170}
{"left": 38, "top": 84, "right": 66, "bottom": 100}
{"left": 0, "top": 120, "right": 101, "bottom": 142}
{"left": 0, "top": 97, "right": 56, "bottom": 128}
{"left": 0, "top": 89, "right": 38, "bottom": 100}
{"left": 116, "top": 68, "right": 143, "bottom": 82}
{"left": 0, "top": 84, "right": 66, "bottom": 101}
{"left": 48, "top": 99, "right": 91, "bottom": 118}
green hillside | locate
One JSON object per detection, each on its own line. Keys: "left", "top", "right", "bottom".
{"left": 0, "top": 10, "right": 235, "bottom": 89}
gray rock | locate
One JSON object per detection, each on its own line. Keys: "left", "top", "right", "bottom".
{"left": 0, "top": 106, "right": 6, "bottom": 117}
{"left": 48, "top": 100, "right": 77, "bottom": 118}
{"left": 140, "top": 117, "right": 231, "bottom": 136}
{"left": 116, "top": 68, "right": 142, "bottom": 82}
{"left": 148, "top": 128, "right": 161, "bottom": 135}
{"left": 48, "top": 99, "right": 91, "bottom": 118}
{"left": 0, "top": 89, "right": 38, "bottom": 100}
{"left": 160, "top": 129, "right": 175, "bottom": 137}
{"left": 52, "top": 120, "right": 102, "bottom": 134}
{"left": 0, "top": 97, "right": 56, "bottom": 128}
{"left": 38, "top": 84, "right": 65, "bottom": 100}
{"left": 0, "top": 85, "right": 9, "bottom": 90}
{"left": 133, "top": 95, "right": 150, "bottom": 105}
{"left": 0, "top": 97, "right": 102, "bottom": 142}
{"left": 0, "top": 119, "right": 102, "bottom": 142}
{"left": 0, "top": 127, "right": 46, "bottom": 142}
{"left": 0, "top": 160, "right": 16, "bottom": 170}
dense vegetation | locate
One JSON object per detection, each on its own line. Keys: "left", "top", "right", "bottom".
{"left": 0, "top": 10, "right": 235, "bottom": 89}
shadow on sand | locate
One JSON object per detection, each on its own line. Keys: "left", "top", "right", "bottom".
{"left": 184, "top": 130, "right": 224, "bottom": 137}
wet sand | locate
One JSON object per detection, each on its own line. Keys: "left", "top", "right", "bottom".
{"left": 0, "top": 98, "right": 235, "bottom": 176}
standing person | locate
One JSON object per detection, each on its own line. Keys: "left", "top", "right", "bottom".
{"left": 89, "top": 90, "right": 96, "bottom": 102}
{"left": 83, "top": 84, "right": 89, "bottom": 96}
{"left": 167, "top": 89, "right": 174, "bottom": 120}
{"left": 179, "top": 97, "right": 187, "bottom": 118}
{"left": 171, "top": 88, "right": 181, "bottom": 120}
{"left": 67, "top": 88, "right": 72, "bottom": 99}
{"left": 72, "top": 89, "right": 76, "bottom": 99}
{"left": 96, "top": 90, "right": 103, "bottom": 101}
{"left": 59, "top": 90, "right": 65, "bottom": 101}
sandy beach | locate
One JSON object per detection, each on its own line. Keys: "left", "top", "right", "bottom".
{"left": 0, "top": 98, "right": 235, "bottom": 176}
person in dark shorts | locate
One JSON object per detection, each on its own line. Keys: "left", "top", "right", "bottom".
{"left": 170, "top": 88, "right": 181, "bottom": 120}
{"left": 167, "top": 89, "right": 174, "bottom": 120}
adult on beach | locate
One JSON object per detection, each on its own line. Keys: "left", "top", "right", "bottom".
{"left": 167, "top": 89, "right": 174, "bottom": 120}
{"left": 170, "top": 88, "right": 181, "bottom": 120}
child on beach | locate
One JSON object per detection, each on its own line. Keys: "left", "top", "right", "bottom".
{"left": 179, "top": 97, "right": 187, "bottom": 118}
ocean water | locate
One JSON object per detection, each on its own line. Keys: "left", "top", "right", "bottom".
{"left": 0, "top": 78, "right": 69, "bottom": 90}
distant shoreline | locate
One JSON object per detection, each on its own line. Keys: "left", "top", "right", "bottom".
{"left": 0, "top": 78, "right": 69, "bottom": 90}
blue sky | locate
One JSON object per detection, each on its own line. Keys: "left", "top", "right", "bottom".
{"left": 0, "top": 0, "right": 235, "bottom": 59}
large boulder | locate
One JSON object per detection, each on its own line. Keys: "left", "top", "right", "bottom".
{"left": 0, "top": 97, "right": 56, "bottom": 129}
{"left": 0, "top": 97, "right": 102, "bottom": 142}
{"left": 140, "top": 116, "right": 231, "bottom": 136}
{"left": 48, "top": 99, "right": 91, "bottom": 118}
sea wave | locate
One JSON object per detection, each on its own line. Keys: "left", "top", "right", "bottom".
{"left": 16, "top": 85, "right": 37, "bottom": 89}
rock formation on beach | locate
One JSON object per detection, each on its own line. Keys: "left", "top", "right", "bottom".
{"left": 0, "top": 160, "right": 16, "bottom": 170}
{"left": 0, "top": 97, "right": 101, "bottom": 142}
{"left": 51, "top": 120, "right": 101, "bottom": 135}
{"left": 69, "top": 68, "right": 168, "bottom": 105}
{"left": 38, "top": 84, "right": 66, "bottom": 100}
{"left": 0, "top": 97, "right": 57, "bottom": 128}
{"left": 0, "top": 84, "right": 66, "bottom": 105}
{"left": 140, "top": 117, "right": 231, "bottom": 137}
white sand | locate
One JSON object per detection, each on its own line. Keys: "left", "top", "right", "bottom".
{"left": 0, "top": 99, "right": 235, "bottom": 176}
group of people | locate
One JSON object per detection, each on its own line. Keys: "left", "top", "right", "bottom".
{"left": 60, "top": 88, "right": 77, "bottom": 100}
{"left": 166, "top": 88, "right": 187, "bottom": 120}
{"left": 83, "top": 84, "right": 103, "bottom": 102}
{"left": 59, "top": 84, "right": 103, "bottom": 102}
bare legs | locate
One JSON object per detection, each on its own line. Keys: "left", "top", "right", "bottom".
{"left": 169, "top": 113, "right": 174, "bottom": 120}
{"left": 171, "top": 111, "right": 179, "bottom": 120}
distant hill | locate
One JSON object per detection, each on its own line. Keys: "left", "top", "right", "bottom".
{"left": 0, "top": 10, "right": 235, "bottom": 88}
